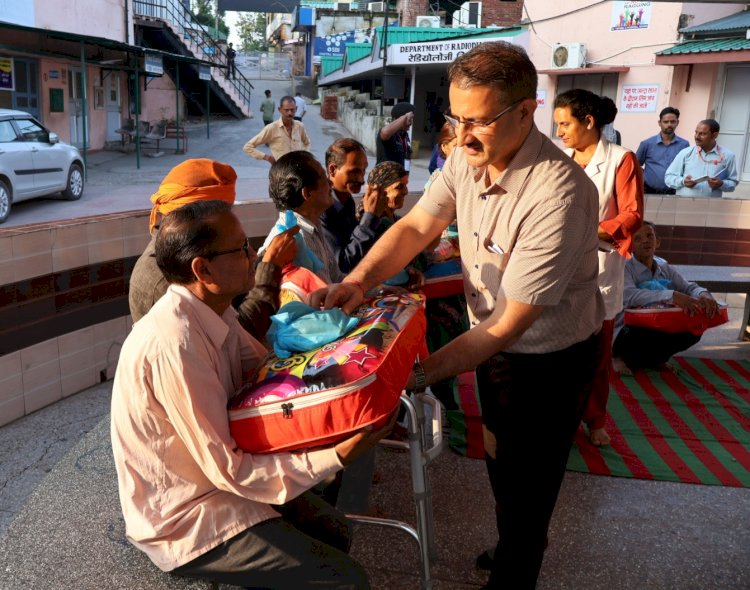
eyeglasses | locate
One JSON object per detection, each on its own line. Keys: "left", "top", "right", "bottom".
{"left": 444, "top": 99, "right": 522, "bottom": 135}
{"left": 205, "top": 237, "right": 254, "bottom": 260}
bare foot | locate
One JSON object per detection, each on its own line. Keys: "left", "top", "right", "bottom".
{"left": 612, "top": 357, "right": 632, "bottom": 376}
{"left": 589, "top": 427, "right": 611, "bottom": 447}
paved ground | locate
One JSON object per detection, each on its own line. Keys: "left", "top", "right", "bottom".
{"left": 1, "top": 303, "right": 748, "bottom": 589}
{"left": 0, "top": 78, "right": 435, "bottom": 229}
{"left": 1, "top": 79, "right": 749, "bottom": 588}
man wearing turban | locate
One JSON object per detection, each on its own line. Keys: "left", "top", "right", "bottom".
{"left": 129, "top": 158, "right": 297, "bottom": 342}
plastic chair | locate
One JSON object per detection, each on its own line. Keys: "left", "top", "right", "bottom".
{"left": 347, "top": 391, "right": 444, "bottom": 590}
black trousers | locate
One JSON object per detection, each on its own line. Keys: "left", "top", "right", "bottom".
{"left": 172, "top": 491, "right": 367, "bottom": 589}
{"left": 643, "top": 183, "right": 676, "bottom": 195}
{"left": 613, "top": 325, "right": 701, "bottom": 370}
{"left": 476, "top": 331, "right": 601, "bottom": 589}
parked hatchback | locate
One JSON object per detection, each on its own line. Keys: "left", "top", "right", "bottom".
{"left": 0, "top": 109, "right": 85, "bottom": 223}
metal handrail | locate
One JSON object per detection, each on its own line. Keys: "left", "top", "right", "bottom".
{"left": 133, "top": 0, "right": 253, "bottom": 111}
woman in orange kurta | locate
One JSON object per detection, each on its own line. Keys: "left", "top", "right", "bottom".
{"left": 554, "top": 90, "right": 643, "bottom": 447}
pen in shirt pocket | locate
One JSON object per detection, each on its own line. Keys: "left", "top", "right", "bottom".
{"left": 485, "top": 240, "right": 505, "bottom": 255}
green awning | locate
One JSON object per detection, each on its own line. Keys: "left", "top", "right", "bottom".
{"left": 656, "top": 38, "right": 750, "bottom": 56}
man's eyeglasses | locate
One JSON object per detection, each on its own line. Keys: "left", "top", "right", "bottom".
{"left": 444, "top": 99, "right": 522, "bottom": 135}
{"left": 205, "top": 237, "right": 254, "bottom": 260}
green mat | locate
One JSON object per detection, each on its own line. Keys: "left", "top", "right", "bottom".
{"left": 567, "top": 357, "right": 750, "bottom": 487}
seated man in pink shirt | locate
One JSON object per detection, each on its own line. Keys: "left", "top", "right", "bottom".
{"left": 111, "top": 200, "right": 392, "bottom": 589}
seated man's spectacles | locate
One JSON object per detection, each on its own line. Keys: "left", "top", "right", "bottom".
{"left": 205, "top": 237, "right": 254, "bottom": 260}
{"left": 444, "top": 99, "right": 522, "bottom": 135}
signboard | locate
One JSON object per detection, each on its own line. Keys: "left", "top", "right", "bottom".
{"left": 314, "top": 27, "right": 377, "bottom": 59}
{"left": 144, "top": 54, "right": 164, "bottom": 76}
{"left": 611, "top": 1, "right": 652, "bottom": 31}
{"left": 620, "top": 84, "right": 659, "bottom": 112}
{"left": 388, "top": 34, "right": 527, "bottom": 66}
{"left": 0, "top": 57, "right": 14, "bottom": 91}
{"left": 198, "top": 65, "right": 211, "bottom": 81}
{"left": 536, "top": 90, "right": 547, "bottom": 108}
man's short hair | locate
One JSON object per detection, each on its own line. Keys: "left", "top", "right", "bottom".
{"left": 325, "top": 137, "right": 366, "bottom": 169}
{"left": 659, "top": 106, "right": 680, "bottom": 120}
{"left": 448, "top": 41, "right": 537, "bottom": 102}
{"left": 264, "top": 89, "right": 271, "bottom": 97}
{"left": 155, "top": 200, "right": 232, "bottom": 285}
{"left": 268, "top": 151, "right": 323, "bottom": 211}
{"left": 699, "top": 118, "right": 720, "bottom": 133}
{"left": 279, "top": 95, "right": 295, "bottom": 107}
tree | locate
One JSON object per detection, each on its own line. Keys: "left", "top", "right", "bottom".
{"left": 236, "top": 12, "right": 268, "bottom": 52}
{"left": 191, "top": 0, "right": 229, "bottom": 38}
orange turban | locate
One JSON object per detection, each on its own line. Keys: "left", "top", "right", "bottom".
{"left": 149, "top": 158, "right": 237, "bottom": 231}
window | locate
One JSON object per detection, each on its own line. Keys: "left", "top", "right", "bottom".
{"left": 15, "top": 118, "right": 47, "bottom": 141}
{"left": 0, "top": 120, "right": 17, "bottom": 142}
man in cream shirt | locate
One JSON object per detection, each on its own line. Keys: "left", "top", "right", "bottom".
{"left": 243, "top": 95, "right": 311, "bottom": 165}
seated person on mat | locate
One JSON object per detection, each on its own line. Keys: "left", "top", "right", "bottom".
{"left": 613, "top": 221, "right": 719, "bottom": 373}
{"left": 112, "top": 200, "right": 393, "bottom": 589}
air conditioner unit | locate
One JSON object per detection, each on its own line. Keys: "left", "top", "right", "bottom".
{"left": 550, "top": 43, "right": 587, "bottom": 69}
{"left": 416, "top": 15, "right": 440, "bottom": 28}
{"left": 367, "top": 1, "right": 385, "bottom": 11}
{"left": 336, "top": 2, "right": 351, "bottom": 9}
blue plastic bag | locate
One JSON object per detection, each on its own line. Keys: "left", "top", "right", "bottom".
{"left": 267, "top": 301, "right": 359, "bottom": 358}
{"left": 637, "top": 278, "right": 671, "bottom": 291}
{"left": 277, "top": 210, "right": 324, "bottom": 275}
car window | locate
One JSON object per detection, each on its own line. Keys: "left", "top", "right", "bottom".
{"left": 0, "top": 120, "right": 17, "bottom": 143}
{"left": 15, "top": 118, "right": 48, "bottom": 142}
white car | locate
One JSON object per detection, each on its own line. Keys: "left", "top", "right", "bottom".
{"left": 0, "top": 108, "right": 85, "bottom": 223}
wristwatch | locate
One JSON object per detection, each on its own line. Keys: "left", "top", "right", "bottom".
{"left": 412, "top": 359, "right": 426, "bottom": 394}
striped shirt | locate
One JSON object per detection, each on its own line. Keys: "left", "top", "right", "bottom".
{"left": 417, "top": 125, "right": 605, "bottom": 354}
{"left": 261, "top": 211, "right": 344, "bottom": 284}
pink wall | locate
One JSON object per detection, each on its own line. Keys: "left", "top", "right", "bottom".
{"left": 38, "top": 59, "right": 113, "bottom": 148}
{"left": 527, "top": 1, "right": 742, "bottom": 150}
{"left": 33, "top": 0, "right": 131, "bottom": 43}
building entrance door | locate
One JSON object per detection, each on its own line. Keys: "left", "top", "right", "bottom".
{"left": 104, "top": 71, "right": 122, "bottom": 142}
{"left": 718, "top": 65, "right": 750, "bottom": 182}
{"left": 67, "top": 67, "right": 89, "bottom": 147}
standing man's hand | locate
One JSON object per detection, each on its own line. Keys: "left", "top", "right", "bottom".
{"left": 310, "top": 282, "right": 365, "bottom": 315}
{"left": 683, "top": 175, "right": 697, "bottom": 188}
{"left": 708, "top": 177, "right": 724, "bottom": 189}
{"left": 362, "top": 184, "right": 387, "bottom": 217}
{"left": 264, "top": 154, "right": 276, "bottom": 165}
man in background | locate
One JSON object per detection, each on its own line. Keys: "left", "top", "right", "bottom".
{"left": 243, "top": 96, "right": 310, "bottom": 166}
{"left": 260, "top": 89, "right": 275, "bottom": 125}
{"left": 321, "top": 138, "right": 386, "bottom": 274}
{"left": 225, "top": 42, "right": 237, "bottom": 79}
{"left": 294, "top": 92, "right": 307, "bottom": 121}
{"left": 665, "top": 118, "right": 738, "bottom": 197}
{"left": 377, "top": 102, "right": 414, "bottom": 171}
{"left": 636, "top": 107, "right": 689, "bottom": 194}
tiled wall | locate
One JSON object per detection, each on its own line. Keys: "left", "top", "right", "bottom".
{"left": 0, "top": 194, "right": 745, "bottom": 427}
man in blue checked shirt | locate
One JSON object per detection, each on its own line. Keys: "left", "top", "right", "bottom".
{"left": 665, "top": 118, "right": 738, "bottom": 198}
{"left": 635, "top": 106, "right": 689, "bottom": 194}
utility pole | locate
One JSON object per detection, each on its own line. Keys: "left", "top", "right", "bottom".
{"left": 379, "top": 1, "right": 389, "bottom": 117}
